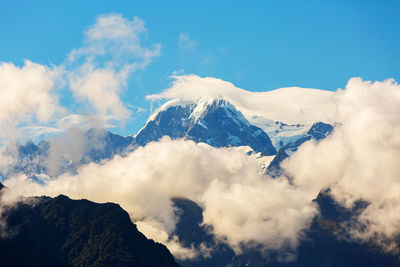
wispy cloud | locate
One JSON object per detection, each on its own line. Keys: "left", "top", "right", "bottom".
{"left": 68, "top": 14, "right": 161, "bottom": 65}
{"left": 178, "top": 32, "right": 197, "bottom": 50}
{"left": 127, "top": 104, "right": 146, "bottom": 113}
{"left": 68, "top": 14, "right": 161, "bottom": 122}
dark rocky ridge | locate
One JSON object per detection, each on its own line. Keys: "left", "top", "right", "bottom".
{"left": 171, "top": 197, "right": 235, "bottom": 267}
{"left": 266, "top": 149, "right": 289, "bottom": 177}
{"left": 0, "top": 194, "right": 179, "bottom": 267}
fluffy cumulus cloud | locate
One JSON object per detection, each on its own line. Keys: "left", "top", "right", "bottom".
{"left": 284, "top": 77, "right": 400, "bottom": 248}
{"left": 0, "top": 60, "right": 62, "bottom": 138}
{"left": 1, "top": 138, "right": 318, "bottom": 259}
{"left": 147, "top": 74, "right": 337, "bottom": 124}
{"left": 201, "top": 178, "right": 316, "bottom": 252}
{"left": 68, "top": 65, "right": 132, "bottom": 121}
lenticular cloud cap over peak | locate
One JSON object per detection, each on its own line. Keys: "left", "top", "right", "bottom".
{"left": 147, "top": 74, "right": 337, "bottom": 124}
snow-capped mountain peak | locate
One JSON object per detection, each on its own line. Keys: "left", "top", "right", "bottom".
{"left": 135, "top": 97, "right": 277, "bottom": 155}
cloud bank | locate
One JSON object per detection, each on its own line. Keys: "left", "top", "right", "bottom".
{"left": 1, "top": 138, "right": 318, "bottom": 259}
{"left": 284, "top": 77, "right": 400, "bottom": 249}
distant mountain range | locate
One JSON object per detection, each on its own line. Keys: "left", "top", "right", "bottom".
{"left": 0, "top": 97, "right": 333, "bottom": 182}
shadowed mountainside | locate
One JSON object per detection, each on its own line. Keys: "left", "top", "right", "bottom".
{"left": 0, "top": 193, "right": 179, "bottom": 267}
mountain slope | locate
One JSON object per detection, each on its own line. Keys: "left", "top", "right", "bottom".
{"left": 171, "top": 197, "right": 235, "bottom": 267}
{"left": 281, "top": 122, "right": 334, "bottom": 153}
{"left": 0, "top": 195, "right": 179, "bottom": 267}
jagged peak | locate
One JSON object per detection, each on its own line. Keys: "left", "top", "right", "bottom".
{"left": 144, "top": 96, "right": 246, "bottom": 127}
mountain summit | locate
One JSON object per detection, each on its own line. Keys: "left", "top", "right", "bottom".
{"left": 134, "top": 97, "right": 277, "bottom": 155}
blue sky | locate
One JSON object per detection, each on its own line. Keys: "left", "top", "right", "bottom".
{"left": 1, "top": 0, "right": 399, "bottom": 135}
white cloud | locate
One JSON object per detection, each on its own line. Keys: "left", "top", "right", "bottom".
{"left": 86, "top": 15, "right": 145, "bottom": 41}
{"left": 1, "top": 138, "right": 317, "bottom": 259}
{"left": 68, "top": 14, "right": 160, "bottom": 64}
{"left": 127, "top": 104, "right": 146, "bottom": 113}
{"left": 201, "top": 177, "right": 316, "bottom": 252}
{"left": 178, "top": 33, "right": 197, "bottom": 50}
{"left": 0, "top": 60, "right": 63, "bottom": 177}
{"left": 284, "top": 77, "right": 400, "bottom": 249}
{"left": 69, "top": 64, "right": 132, "bottom": 121}
{"left": 147, "top": 74, "right": 337, "bottom": 124}
{"left": 0, "top": 61, "right": 62, "bottom": 130}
